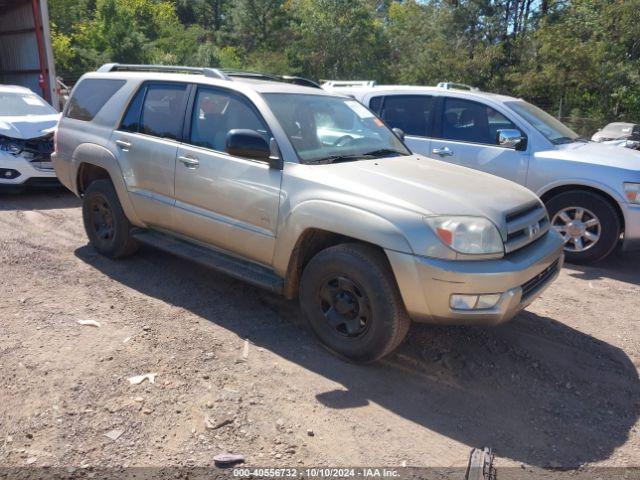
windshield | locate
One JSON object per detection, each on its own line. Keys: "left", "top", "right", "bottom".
{"left": 0, "top": 91, "right": 57, "bottom": 116}
{"left": 506, "top": 100, "right": 581, "bottom": 145}
{"left": 263, "top": 93, "right": 410, "bottom": 163}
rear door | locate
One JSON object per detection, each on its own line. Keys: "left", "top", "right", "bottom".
{"left": 173, "top": 85, "right": 282, "bottom": 266}
{"left": 110, "top": 82, "right": 190, "bottom": 229}
{"left": 368, "top": 94, "right": 434, "bottom": 155}
{"left": 430, "top": 97, "right": 529, "bottom": 185}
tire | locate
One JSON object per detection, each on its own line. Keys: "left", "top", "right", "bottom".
{"left": 545, "top": 190, "right": 621, "bottom": 264}
{"left": 299, "top": 243, "right": 411, "bottom": 363}
{"left": 82, "top": 179, "right": 138, "bottom": 258}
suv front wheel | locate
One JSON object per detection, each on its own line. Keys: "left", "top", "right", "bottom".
{"left": 299, "top": 243, "right": 411, "bottom": 363}
{"left": 82, "top": 179, "right": 138, "bottom": 258}
{"left": 546, "top": 190, "right": 620, "bottom": 264}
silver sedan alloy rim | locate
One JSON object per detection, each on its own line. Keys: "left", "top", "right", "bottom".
{"left": 551, "top": 206, "right": 601, "bottom": 252}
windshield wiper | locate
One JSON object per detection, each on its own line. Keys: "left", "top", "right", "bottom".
{"left": 305, "top": 149, "right": 406, "bottom": 165}
{"left": 305, "top": 154, "right": 369, "bottom": 165}
{"left": 360, "top": 148, "right": 407, "bottom": 158}
{"left": 553, "top": 136, "right": 579, "bottom": 145}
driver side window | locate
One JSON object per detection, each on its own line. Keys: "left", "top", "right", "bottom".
{"left": 189, "top": 87, "right": 270, "bottom": 153}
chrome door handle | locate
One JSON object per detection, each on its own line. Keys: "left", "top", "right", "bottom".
{"left": 115, "top": 139, "right": 132, "bottom": 149}
{"left": 432, "top": 147, "right": 453, "bottom": 157}
{"left": 178, "top": 155, "right": 200, "bottom": 168}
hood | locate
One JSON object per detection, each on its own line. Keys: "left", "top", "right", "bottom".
{"left": 0, "top": 114, "right": 60, "bottom": 140}
{"left": 300, "top": 155, "right": 539, "bottom": 231}
{"left": 546, "top": 141, "right": 640, "bottom": 170}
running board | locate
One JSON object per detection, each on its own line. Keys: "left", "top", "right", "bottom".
{"left": 132, "top": 230, "right": 284, "bottom": 294}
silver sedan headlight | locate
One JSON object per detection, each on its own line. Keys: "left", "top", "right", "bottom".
{"left": 425, "top": 216, "right": 504, "bottom": 255}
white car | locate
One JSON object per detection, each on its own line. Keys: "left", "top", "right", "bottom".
{"left": 323, "top": 81, "right": 640, "bottom": 264}
{"left": 0, "top": 85, "right": 59, "bottom": 190}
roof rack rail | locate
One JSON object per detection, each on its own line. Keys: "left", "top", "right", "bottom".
{"left": 222, "top": 70, "right": 321, "bottom": 89}
{"left": 436, "top": 82, "right": 479, "bottom": 91}
{"left": 280, "top": 75, "right": 321, "bottom": 89}
{"left": 96, "top": 63, "right": 230, "bottom": 80}
{"left": 321, "top": 80, "right": 376, "bottom": 88}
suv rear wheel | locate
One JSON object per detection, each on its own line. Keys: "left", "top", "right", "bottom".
{"left": 546, "top": 190, "right": 620, "bottom": 264}
{"left": 82, "top": 179, "right": 138, "bottom": 258}
{"left": 299, "top": 243, "right": 410, "bottom": 363}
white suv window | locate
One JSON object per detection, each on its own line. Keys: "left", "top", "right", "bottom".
{"left": 441, "top": 98, "right": 518, "bottom": 145}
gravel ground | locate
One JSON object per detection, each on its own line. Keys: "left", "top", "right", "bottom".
{"left": 0, "top": 189, "right": 638, "bottom": 477}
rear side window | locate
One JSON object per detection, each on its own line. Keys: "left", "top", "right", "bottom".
{"left": 139, "top": 83, "right": 188, "bottom": 140}
{"left": 65, "top": 79, "right": 125, "bottom": 121}
{"left": 378, "top": 95, "right": 434, "bottom": 137}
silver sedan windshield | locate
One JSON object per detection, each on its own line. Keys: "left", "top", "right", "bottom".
{"left": 263, "top": 93, "right": 410, "bottom": 163}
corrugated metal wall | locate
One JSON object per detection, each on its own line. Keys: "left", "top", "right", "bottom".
{"left": 0, "top": 0, "right": 58, "bottom": 108}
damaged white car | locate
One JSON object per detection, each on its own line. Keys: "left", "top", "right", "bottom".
{"left": 0, "top": 85, "right": 59, "bottom": 190}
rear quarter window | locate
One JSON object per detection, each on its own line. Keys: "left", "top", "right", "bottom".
{"left": 65, "top": 79, "right": 126, "bottom": 121}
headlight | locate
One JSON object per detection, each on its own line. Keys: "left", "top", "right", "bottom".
{"left": 425, "top": 216, "right": 504, "bottom": 255}
{"left": 0, "top": 139, "right": 22, "bottom": 156}
{"left": 624, "top": 183, "right": 640, "bottom": 204}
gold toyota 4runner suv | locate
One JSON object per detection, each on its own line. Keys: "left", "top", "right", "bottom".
{"left": 52, "top": 64, "right": 564, "bottom": 363}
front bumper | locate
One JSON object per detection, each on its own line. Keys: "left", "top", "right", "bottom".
{"left": 621, "top": 202, "right": 640, "bottom": 251}
{"left": 0, "top": 152, "right": 58, "bottom": 186}
{"left": 387, "top": 231, "right": 565, "bottom": 326}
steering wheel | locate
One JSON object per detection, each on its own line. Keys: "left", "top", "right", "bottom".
{"left": 333, "top": 135, "right": 354, "bottom": 147}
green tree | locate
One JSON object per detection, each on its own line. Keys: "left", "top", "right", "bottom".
{"left": 287, "top": 0, "right": 390, "bottom": 80}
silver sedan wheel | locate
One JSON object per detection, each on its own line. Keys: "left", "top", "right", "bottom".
{"left": 551, "top": 206, "right": 601, "bottom": 252}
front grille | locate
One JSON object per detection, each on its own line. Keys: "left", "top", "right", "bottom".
{"left": 504, "top": 202, "right": 549, "bottom": 253}
{"left": 521, "top": 260, "right": 558, "bottom": 300}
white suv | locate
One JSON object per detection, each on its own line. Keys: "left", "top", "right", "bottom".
{"left": 324, "top": 82, "right": 640, "bottom": 264}
{"left": 0, "top": 85, "right": 59, "bottom": 190}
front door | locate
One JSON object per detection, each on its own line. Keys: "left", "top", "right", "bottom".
{"left": 173, "top": 86, "right": 282, "bottom": 266}
{"left": 429, "top": 97, "right": 529, "bottom": 185}
{"left": 111, "top": 81, "right": 190, "bottom": 229}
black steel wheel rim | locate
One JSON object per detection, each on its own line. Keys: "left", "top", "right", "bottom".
{"left": 318, "top": 276, "right": 371, "bottom": 338}
{"left": 90, "top": 196, "right": 115, "bottom": 241}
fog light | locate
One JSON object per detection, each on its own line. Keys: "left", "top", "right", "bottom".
{"left": 476, "top": 294, "right": 501, "bottom": 309}
{"left": 450, "top": 294, "right": 478, "bottom": 310}
{"left": 0, "top": 168, "right": 20, "bottom": 179}
{"left": 450, "top": 294, "right": 501, "bottom": 310}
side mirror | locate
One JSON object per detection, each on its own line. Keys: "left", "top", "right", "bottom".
{"left": 226, "top": 129, "right": 273, "bottom": 163}
{"left": 625, "top": 140, "right": 640, "bottom": 150}
{"left": 392, "top": 127, "right": 405, "bottom": 142}
{"left": 497, "top": 129, "right": 526, "bottom": 150}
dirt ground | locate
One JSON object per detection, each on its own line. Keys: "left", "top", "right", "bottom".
{"left": 0, "top": 189, "right": 639, "bottom": 476}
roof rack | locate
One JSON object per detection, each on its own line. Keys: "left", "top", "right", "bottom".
{"left": 96, "top": 63, "right": 230, "bottom": 80}
{"left": 222, "top": 70, "right": 321, "bottom": 89}
{"left": 436, "top": 82, "right": 479, "bottom": 91}
{"left": 96, "top": 64, "right": 321, "bottom": 88}
{"left": 321, "top": 80, "right": 377, "bottom": 88}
